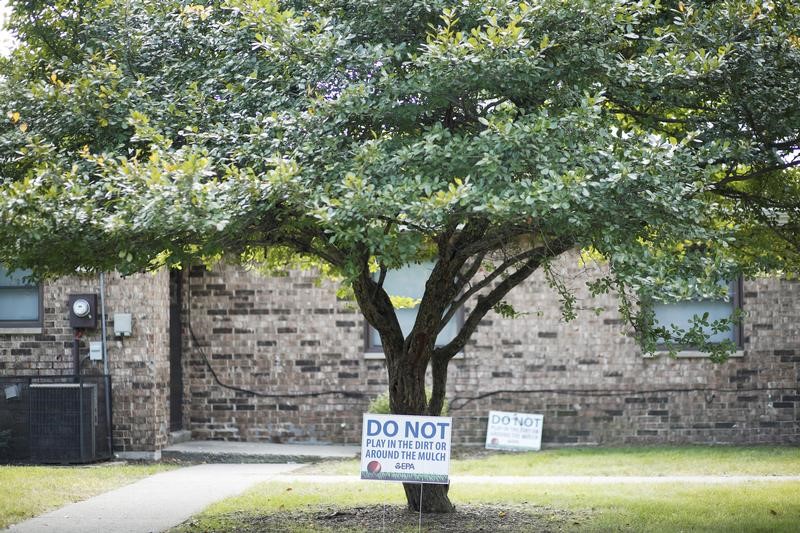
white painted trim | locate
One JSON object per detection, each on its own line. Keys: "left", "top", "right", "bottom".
{"left": 672, "top": 350, "right": 745, "bottom": 359}
{"left": 647, "top": 350, "right": 745, "bottom": 359}
{"left": 0, "top": 327, "right": 42, "bottom": 335}
{"left": 364, "top": 351, "right": 465, "bottom": 360}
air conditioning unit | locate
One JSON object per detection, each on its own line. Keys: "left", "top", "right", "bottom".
{"left": 29, "top": 383, "right": 97, "bottom": 463}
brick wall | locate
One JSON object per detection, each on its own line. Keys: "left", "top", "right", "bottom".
{"left": 449, "top": 259, "right": 799, "bottom": 446}
{"left": 184, "top": 265, "right": 372, "bottom": 444}
{"left": 0, "top": 271, "right": 170, "bottom": 453}
{"left": 104, "top": 271, "right": 171, "bottom": 452}
{"left": 185, "top": 255, "right": 798, "bottom": 446}
{"left": 3, "top": 254, "right": 797, "bottom": 454}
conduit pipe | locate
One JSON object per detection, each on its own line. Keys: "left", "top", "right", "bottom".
{"left": 99, "top": 272, "right": 113, "bottom": 456}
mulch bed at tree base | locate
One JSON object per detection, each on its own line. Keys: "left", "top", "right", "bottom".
{"left": 179, "top": 504, "right": 592, "bottom": 532}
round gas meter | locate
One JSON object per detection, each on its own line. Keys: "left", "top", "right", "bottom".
{"left": 71, "top": 298, "right": 91, "bottom": 318}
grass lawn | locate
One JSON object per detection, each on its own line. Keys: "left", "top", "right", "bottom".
{"left": 300, "top": 445, "right": 800, "bottom": 476}
{"left": 179, "top": 479, "right": 800, "bottom": 532}
{"left": 0, "top": 462, "right": 174, "bottom": 529}
{"left": 178, "top": 446, "right": 800, "bottom": 532}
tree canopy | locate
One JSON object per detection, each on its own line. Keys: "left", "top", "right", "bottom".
{"left": 1, "top": 0, "right": 799, "bottom": 511}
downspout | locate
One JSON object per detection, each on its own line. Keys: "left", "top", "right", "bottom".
{"left": 99, "top": 272, "right": 113, "bottom": 457}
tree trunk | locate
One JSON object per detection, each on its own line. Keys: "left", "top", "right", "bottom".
{"left": 387, "top": 351, "right": 427, "bottom": 415}
{"left": 352, "top": 268, "right": 457, "bottom": 513}
{"left": 403, "top": 482, "right": 455, "bottom": 513}
{"left": 386, "top": 344, "right": 456, "bottom": 513}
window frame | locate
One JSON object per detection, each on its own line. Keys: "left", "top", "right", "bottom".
{"left": 652, "top": 278, "right": 744, "bottom": 355}
{"left": 0, "top": 269, "right": 44, "bottom": 331}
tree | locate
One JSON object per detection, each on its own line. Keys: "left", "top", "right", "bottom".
{"left": 1, "top": 0, "right": 799, "bottom": 512}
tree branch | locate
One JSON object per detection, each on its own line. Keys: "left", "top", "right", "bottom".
{"left": 453, "top": 251, "right": 485, "bottom": 295}
{"left": 453, "top": 223, "right": 532, "bottom": 260}
{"left": 375, "top": 214, "right": 435, "bottom": 235}
{"left": 712, "top": 159, "right": 800, "bottom": 189}
{"left": 607, "top": 104, "right": 691, "bottom": 124}
{"left": 434, "top": 238, "right": 573, "bottom": 360}
{"left": 713, "top": 187, "right": 800, "bottom": 211}
{"left": 428, "top": 356, "right": 448, "bottom": 416}
{"left": 440, "top": 246, "right": 546, "bottom": 328}
{"left": 352, "top": 256, "right": 405, "bottom": 357}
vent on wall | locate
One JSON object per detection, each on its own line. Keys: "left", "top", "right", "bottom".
{"left": 29, "top": 383, "right": 97, "bottom": 463}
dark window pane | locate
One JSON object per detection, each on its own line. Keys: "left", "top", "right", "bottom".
{"left": 0, "top": 268, "right": 40, "bottom": 323}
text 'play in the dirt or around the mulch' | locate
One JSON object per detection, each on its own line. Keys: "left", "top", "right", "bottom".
{"left": 360, "top": 413, "right": 452, "bottom": 484}
{"left": 485, "top": 410, "right": 544, "bottom": 451}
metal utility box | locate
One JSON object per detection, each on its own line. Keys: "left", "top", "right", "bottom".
{"left": 89, "top": 342, "right": 103, "bottom": 361}
{"left": 113, "top": 312, "right": 132, "bottom": 337}
{"left": 29, "top": 383, "right": 97, "bottom": 463}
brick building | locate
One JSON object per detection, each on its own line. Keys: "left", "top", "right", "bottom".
{"left": 1, "top": 251, "right": 798, "bottom": 460}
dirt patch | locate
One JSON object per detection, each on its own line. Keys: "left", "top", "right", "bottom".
{"left": 180, "top": 504, "right": 590, "bottom": 532}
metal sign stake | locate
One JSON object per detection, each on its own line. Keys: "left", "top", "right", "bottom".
{"left": 418, "top": 484, "right": 423, "bottom": 533}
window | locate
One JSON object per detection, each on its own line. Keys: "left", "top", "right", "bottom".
{"left": 365, "top": 262, "right": 461, "bottom": 353}
{"left": 0, "top": 267, "right": 42, "bottom": 329}
{"left": 652, "top": 279, "right": 743, "bottom": 351}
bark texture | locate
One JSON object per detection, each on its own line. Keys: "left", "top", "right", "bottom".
{"left": 384, "top": 332, "right": 455, "bottom": 512}
{"left": 403, "top": 482, "right": 455, "bottom": 513}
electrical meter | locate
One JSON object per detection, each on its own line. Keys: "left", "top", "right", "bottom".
{"left": 68, "top": 294, "right": 98, "bottom": 329}
{"left": 72, "top": 298, "right": 91, "bottom": 318}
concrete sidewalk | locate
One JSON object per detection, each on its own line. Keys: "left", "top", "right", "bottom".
{"left": 269, "top": 473, "right": 800, "bottom": 485}
{"left": 5, "top": 463, "right": 301, "bottom": 533}
{"left": 7, "top": 463, "right": 800, "bottom": 533}
{"left": 161, "top": 440, "right": 360, "bottom": 463}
